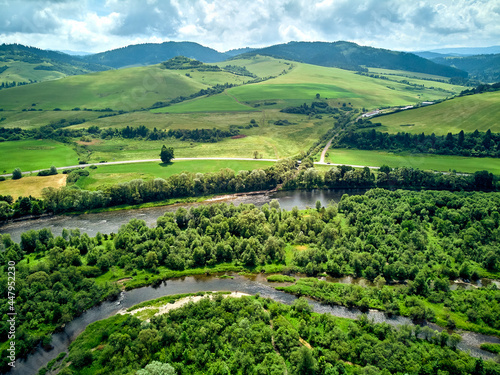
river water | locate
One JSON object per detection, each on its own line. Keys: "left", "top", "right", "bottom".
{"left": 0, "top": 189, "right": 368, "bottom": 242}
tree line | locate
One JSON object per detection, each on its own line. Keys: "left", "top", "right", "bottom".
{"left": 335, "top": 129, "right": 500, "bottom": 158}
{"left": 0, "top": 162, "right": 497, "bottom": 221}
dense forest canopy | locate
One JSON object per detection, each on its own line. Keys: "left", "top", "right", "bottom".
{"left": 1, "top": 189, "right": 500, "bottom": 372}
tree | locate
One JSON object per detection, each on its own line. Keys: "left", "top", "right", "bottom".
{"left": 160, "top": 145, "right": 174, "bottom": 163}
{"left": 137, "top": 361, "right": 176, "bottom": 375}
{"left": 50, "top": 165, "right": 58, "bottom": 175}
{"left": 12, "top": 168, "right": 22, "bottom": 180}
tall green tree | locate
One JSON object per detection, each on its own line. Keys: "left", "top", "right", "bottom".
{"left": 160, "top": 145, "right": 174, "bottom": 163}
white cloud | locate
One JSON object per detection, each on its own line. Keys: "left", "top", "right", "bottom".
{"left": 0, "top": 0, "right": 498, "bottom": 52}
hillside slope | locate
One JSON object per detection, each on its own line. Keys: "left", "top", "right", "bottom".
{"left": 431, "top": 54, "right": 500, "bottom": 83}
{"left": 82, "top": 41, "right": 229, "bottom": 68}
{"left": 0, "top": 44, "right": 110, "bottom": 86}
{"left": 241, "top": 41, "right": 467, "bottom": 78}
{"left": 377, "top": 90, "right": 500, "bottom": 135}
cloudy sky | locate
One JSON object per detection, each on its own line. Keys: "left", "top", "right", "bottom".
{"left": 1, "top": 0, "right": 499, "bottom": 53}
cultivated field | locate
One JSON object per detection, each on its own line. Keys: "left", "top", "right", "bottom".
{"left": 376, "top": 91, "right": 500, "bottom": 135}
{"left": 325, "top": 149, "right": 500, "bottom": 174}
{"left": 0, "top": 174, "right": 67, "bottom": 198}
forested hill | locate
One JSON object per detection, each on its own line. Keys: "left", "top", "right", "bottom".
{"left": 239, "top": 41, "right": 468, "bottom": 78}
{"left": 0, "top": 44, "right": 110, "bottom": 75}
{"left": 81, "top": 41, "right": 229, "bottom": 68}
{"left": 431, "top": 53, "right": 500, "bottom": 83}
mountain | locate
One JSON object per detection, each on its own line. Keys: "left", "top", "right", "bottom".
{"left": 429, "top": 54, "right": 500, "bottom": 83}
{"left": 0, "top": 43, "right": 110, "bottom": 86}
{"left": 239, "top": 41, "right": 467, "bottom": 78}
{"left": 224, "top": 47, "right": 256, "bottom": 57}
{"left": 81, "top": 41, "right": 229, "bottom": 68}
{"left": 58, "top": 50, "right": 93, "bottom": 56}
{"left": 428, "top": 45, "right": 500, "bottom": 56}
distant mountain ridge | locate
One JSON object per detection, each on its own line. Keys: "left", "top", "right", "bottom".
{"left": 240, "top": 41, "right": 467, "bottom": 78}
{"left": 0, "top": 44, "right": 109, "bottom": 73}
{"left": 430, "top": 54, "right": 500, "bottom": 83}
{"left": 81, "top": 41, "right": 229, "bottom": 68}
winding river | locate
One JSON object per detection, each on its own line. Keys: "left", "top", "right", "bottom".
{"left": 2, "top": 189, "right": 500, "bottom": 374}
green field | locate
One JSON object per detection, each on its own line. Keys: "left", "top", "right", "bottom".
{"left": 0, "top": 61, "right": 66, "bottom": 83}
{"left": 74, "top": 114, "right": 326, "bottom": 160}
{"left": 0, "top": 64, "right": 247, "bottom": 112}
{"left": 75, "top": 159, "right": 275, "bottom": 190}
{"left": 0, "top": 109, "right": 104, "bottom": 129}
{"left": 227, "top": 63, "right": 461, "bottom": 109}
{"left": 151, "top": 92, "right": 257, "bottom": 113}
{"left": 377, "top": 91, "right": 500, "bottom": 135}
{"left": 0, "top": 139, "right": 78, "bottom": 172}
{"left": 216, "top": 55, "right": 294, "bottom": 78}
{"left": 325, "top": 149, "right": 500, "bottom": 174}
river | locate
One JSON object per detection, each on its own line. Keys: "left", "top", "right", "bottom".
{"left": 9, "top": 274, "right": 500, "bottom": 374}
{"left": 0, "top": 189, "right": 368, "bottom": 242}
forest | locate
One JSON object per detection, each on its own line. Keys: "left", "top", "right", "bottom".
{"left": 38, "top": 295, "right": 500, "bottom": 375}
{"left": 335, "top": 129, "right": 500, "bottom": 158}
{"left": 1, "top": 188, "right": 500, "bottom": 372}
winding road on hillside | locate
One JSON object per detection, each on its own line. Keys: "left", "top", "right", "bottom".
{"left": 0, "top": 157, "right": 380, "bottom": 178}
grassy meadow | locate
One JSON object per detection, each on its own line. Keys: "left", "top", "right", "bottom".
{"left": 75, "top": 159, "right": 275, "bottom": 190}
{"left": 376, "top": 91, "right": 500, "bottom": 135}
{"left": 0, "top": 139, "right": 78, "bottom": 172}
{"left": 325, "top": 149, "right": 500, "bottom": 174}
{"left": 151, "top": 92, "right": 258, "bottom": 113}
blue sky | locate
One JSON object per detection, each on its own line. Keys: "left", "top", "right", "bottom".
{"left": 0, "top": 0, "right": 499, "bottom": 53}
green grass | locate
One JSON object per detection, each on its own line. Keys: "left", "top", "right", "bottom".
{"left": 75, "top": 159, "right": 275, "bottom": 190}
{"left": 0, "top": 61, "right": 66, "bottom": 84}
{"left": 325, "top": 149, "right": 500, "bottom": 174}
{"left": 229, "top": 83, "right": 358, "bottom": 102}
{"left": 0, "top": 139, "right": 78, "bottom": 172}
{"left": 480, "top": 343, "right": 500, "bottom": 354}
{"left": 266, "top": 275, "right": 296, "bottom": 283}
{"left": 216, "top": 55, "right": 295, "bottom": 78}
{"left": 367, "top": 68, "right": 459, "bottom": 84}
{"left": 0, "top": 65, "right": 210, "bottom": 111}
{"left": 376, "top": 91, "right": 500, "bottom": 135}
{"left": 0, "top": 109, "right": 103, "bottom": 129}
{"left": 229, "top": 62, "right": 461, "bottom": 109}
{"left": 151, "top": 92, "right": 258, "bottom": 113}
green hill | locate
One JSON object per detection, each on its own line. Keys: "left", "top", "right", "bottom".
{"left": 0, "top": 60, "right": 251, "bottom": 112}
{"left": 431, "top": 53, "right": 500, "bottom": 83}
{"left": 242, "top": 41, "right": 468, "bottom": 78}
{"left": 376, "top": 90, "right": 500, "bottom": 135}
{"left": 82, "top": 41, "right": 229, "bottom": 68}
{"left": 0, "top": 44, "right": 110, "bottom": 87}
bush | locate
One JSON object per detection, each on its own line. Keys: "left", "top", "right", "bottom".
{"left": 12, "top": 168, "right": 22, "bottom": 180}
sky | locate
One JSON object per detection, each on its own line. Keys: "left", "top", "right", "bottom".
{"left": 0, "top": 0, "right": 499, "bottom": 54}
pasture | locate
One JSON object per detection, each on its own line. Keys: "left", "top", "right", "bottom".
{"left": 325, "top": 149, "right": 500, "bottom": 174}
{"left": 75, "top": 159, "right": 275, "bottom": 190}
{"left": 376, "top": 91, "right": 500, "bottom": 135}
{"left": 151, "top": 93, "right": 257, "bottom": 113}
{"left": 0, "top": 139, "right": 78, "bottom": 172}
